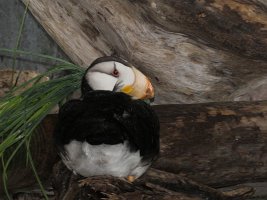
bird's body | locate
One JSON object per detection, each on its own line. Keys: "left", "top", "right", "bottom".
{"left": 54, "top": 56, "right": 159, "bottom": 180}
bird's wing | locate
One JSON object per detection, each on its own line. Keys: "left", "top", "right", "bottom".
{"left": 114, "top": 100, "right": 160, "bottom": 162}
{"left": 53, "top": 99, "right": 86, "bottom": 156}
{"left": 54, "top": 95, "right": 129, "bottom": 148}
{"left": 54, "top": 93, "right": 159, "bottom": 163}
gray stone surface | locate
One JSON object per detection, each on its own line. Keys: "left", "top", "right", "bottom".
{"left": 0, "top": 0, "right": 69, "bottom": 72}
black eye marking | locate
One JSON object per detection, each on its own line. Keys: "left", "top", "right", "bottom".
{"left": 113, "top": 80, "right": 123, "bottom": 92}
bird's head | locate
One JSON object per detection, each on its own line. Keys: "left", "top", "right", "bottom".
{"left": 81, "top": 56, "right": 154, "bottom": 100}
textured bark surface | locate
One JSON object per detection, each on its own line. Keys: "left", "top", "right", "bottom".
{"left": 6, "top": 1, "right": 267, "bottom": 198}
{"left": 22, "top": 0, "right": 267, "bottom": 104}
{"left": 153, "top": 101, "right": 267, "bottom": 187}
{"left": 52, "top": 161, "right": 254, "bottom": 200}
{"left": 1, "top": 101, "right": 267, "bottom": 198}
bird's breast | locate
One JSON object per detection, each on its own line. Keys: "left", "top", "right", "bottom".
{"left": 61, "top": 140, "right": 149, "bottom": 178}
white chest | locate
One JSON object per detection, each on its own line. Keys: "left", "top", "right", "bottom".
{"left": 61, "top": 140, "right": 149, "bottom": 178}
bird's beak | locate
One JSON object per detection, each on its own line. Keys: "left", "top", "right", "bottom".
{"left": 121, "top": 67, "right": 154, "bottom": 100}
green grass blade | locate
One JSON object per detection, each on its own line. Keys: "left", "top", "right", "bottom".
{"left": 1, "top": 154, "right": 12, "bottom": 200}
{"left": 0, "top": 1, "right": 86, "bottom": 197}
{"left": 12, "top": 0, "right": 30, "bottom": 88}
{"left": 0, "top": 56, "right": 84, "bottom": 198}
{"left": 27, "top": 147, "right": 49, "bottom": 200}
{"left": 0, "top": 48, "right": 79, "bottom": 67}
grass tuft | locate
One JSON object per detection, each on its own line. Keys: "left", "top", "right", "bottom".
{"left": 0, "top": 1, "right": 86, "bottom": 198}
{"left": 0, "top": 49, "right": 85, "bottom": 199}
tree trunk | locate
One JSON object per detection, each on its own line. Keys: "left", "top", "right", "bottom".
{"left": 21, "top": 0, "right": 267, "bottom": 104}
{"left": 1, "top": 101, "right": 267, "bottom": 199}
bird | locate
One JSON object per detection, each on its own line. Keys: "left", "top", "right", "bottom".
{"left": 54, "top": 56, "right": 160, "bottom": 184}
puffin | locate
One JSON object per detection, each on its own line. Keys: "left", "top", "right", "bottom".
{"left": 54, "top": 56, "right": 159, "bottom": 182}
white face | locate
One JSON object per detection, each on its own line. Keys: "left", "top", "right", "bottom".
{"left": 85, "top": 61, "right": 135, "bottom": 92}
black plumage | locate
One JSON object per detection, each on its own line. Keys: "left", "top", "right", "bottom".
{"left": 54, "top": 90, "right": 159, "bottom": 163}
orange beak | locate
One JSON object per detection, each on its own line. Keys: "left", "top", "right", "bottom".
{"left": 143, "top": 78, "right": 154, "bottom": 99}
{"left": 121, "top": 67, "right": 155, "bottom": 100}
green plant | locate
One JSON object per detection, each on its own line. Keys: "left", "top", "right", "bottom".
{"left": 0, "top": 1, "right": 85, "bottom": 199}
{"left": 0, "top": 48, "right": 85, "bottom": 199}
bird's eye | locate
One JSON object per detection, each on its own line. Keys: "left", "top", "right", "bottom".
{"left": 112, "top": 69, "right": 119, "bottom": 77}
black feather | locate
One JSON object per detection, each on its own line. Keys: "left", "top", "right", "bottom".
{"left": 54, "top": 90, "right": 160, "bottom": 163}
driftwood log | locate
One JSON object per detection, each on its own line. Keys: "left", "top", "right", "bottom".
{"left": 153, "top": 101, "right": 267, "bottom": 187}
{"left": 51, "top": 162, "right": 254, "bottom": 200}
{"left": 7, "top": 0, "right": 267, "bottom": 198}
{"left": 1, "top": 101, "right": 267, "bottom": 199}
{"left": 22, "top": 0, "right": 267, "bottom": 104}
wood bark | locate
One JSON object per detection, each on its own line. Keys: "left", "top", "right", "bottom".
{"left": 1, "top": 101, "right": 267, "bottom": 199}
{"left": 21, "top": 0, "right": 267, "bottom": 104}
{"left": 153, "top": 101, "right": 267, "bottom": 187}
{"left": 52, "top": 161, "right": 254, "bottom": 200}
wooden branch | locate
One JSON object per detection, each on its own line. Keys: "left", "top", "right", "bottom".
{"left": 52, "top": 161, "right": 254, "bottom": 200}
{"left": 22, "top": 0, "right": 267, "bottom": 104}
{"left": 1, "top": 100, "right": 267, "bottom": 198}
{"left": 153, "top": 101, "right": 267, "bottom": 187}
